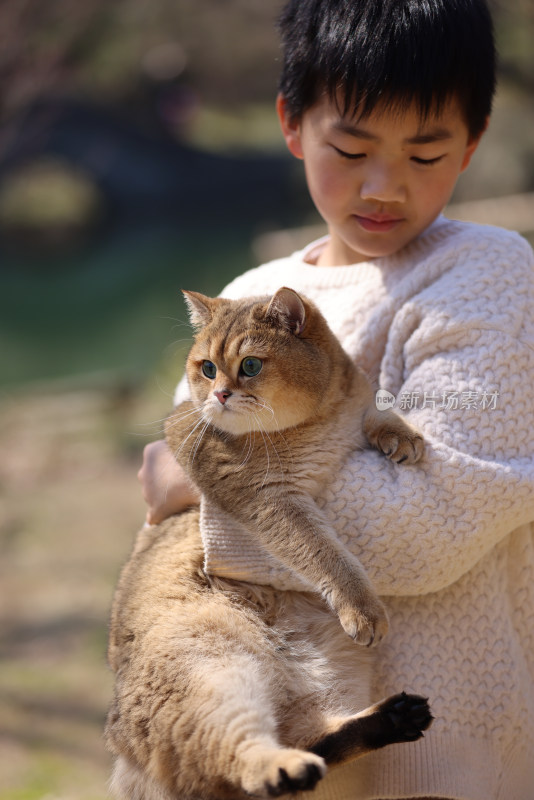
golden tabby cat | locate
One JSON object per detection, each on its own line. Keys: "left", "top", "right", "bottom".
{"left": 106, "top": 288, "right": 431, "bottom": 800}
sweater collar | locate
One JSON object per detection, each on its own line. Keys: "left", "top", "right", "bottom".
{"left": 299, "top": 214, "right": 455, "bottom": 269}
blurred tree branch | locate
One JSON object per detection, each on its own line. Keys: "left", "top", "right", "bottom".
{"left": 490, "top": 0, "right": 534, "bottom": 91}
{"left": 0, "top": 0, "right": 110, "bottom": 120}
{"left": 0, "top": 0, "right": 531, "bottom": 127}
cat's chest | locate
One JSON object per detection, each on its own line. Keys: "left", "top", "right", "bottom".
{"left": 203, "top": 396, "right": 367, "bottom": 497}
{"left": 252, "top": 412, "right": 365, "bottom": 495}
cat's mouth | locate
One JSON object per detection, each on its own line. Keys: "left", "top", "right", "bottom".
{"left": 203, "top": 402, "right": 254, "bottom": 436}
{"left": 210, "top": 394, "right": 237, "bottom": 410}
{"left": 202, "top": 394, "right": 272, "bottom": 436}
{"left": 204, "top": 396, "right": 241, "bottom": 421}
{"left": 206, "top": 391, "right": 261, "bottom": 415}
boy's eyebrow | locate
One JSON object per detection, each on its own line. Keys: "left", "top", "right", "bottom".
{"left": 332, "top": 121, "right": 454, "bottom": 145}
{"left": 406, "top": 129, "right": 454, "bottom": 144}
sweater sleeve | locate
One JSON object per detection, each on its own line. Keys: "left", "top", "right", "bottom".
{"left": 322, "top": 243, "right": 534, "bottom": 597}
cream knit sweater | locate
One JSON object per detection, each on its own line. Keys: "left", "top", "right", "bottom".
{"left": 175, "top": 216, "right": 534, "bottom": 799}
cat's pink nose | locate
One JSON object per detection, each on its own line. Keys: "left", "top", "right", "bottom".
{"left": 214, "top": 389, "right": 232, "bottom": 405}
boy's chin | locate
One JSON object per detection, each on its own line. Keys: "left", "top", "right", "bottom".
{"left": 327, "top": 220, "right": 436, "bottom": 264}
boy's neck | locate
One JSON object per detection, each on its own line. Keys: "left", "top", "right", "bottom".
{"left": 315, "top": 236, "right": 372, "bottom": 267}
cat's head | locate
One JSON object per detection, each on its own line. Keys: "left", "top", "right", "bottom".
{"left": 183, "top": 287, "right": 347, "bottom": 435}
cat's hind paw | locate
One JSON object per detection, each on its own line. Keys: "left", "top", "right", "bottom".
{"left": 241, "top": 748, "right": 326, "bottom": 797}
{"left": 372, "top": 691, "right": 434, "bottom": 744}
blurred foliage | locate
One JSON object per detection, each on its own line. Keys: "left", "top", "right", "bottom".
{"left": 0, "top": 0, "right": 283, "bottom": 127}
{"left": 491, "top": 0, "right": 534, "bottom": 90}
{"left": 0, "top": 158, "right": 104, "bottom": 250}
{"left": 0, "top": 0, "right": 532, "bottom": 128}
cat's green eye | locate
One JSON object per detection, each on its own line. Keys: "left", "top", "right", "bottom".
{"left": 202, "top": 360, "right": 217, "bottom": 379}
{"left": 240, "top": 357, "right": 262, "bottom": 377}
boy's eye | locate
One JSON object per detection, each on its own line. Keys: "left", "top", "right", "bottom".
{"left": 411, "top": 155, "right": 444, "bottom": 166}
{"left": 332, "top": 146, "right": 365, "bottom": 160}
{"left": 202, "top": 360, "right": 217, "bottom": 379}
{"left": 240, "top": 357, "right": 263, "bottom": 377}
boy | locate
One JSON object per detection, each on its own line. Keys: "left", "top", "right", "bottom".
{"left": 139, "top": 1, "right": 534, "bottom": 797}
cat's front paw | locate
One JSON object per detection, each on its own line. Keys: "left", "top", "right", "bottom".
{"left": 369, "top": 426, "right": 424, "bottom": 464}
{"left": 382, "top": 431, "right": 424, "bottom": 464}
{"left": 337, "top": 597, "right": 389, "bottom": 647}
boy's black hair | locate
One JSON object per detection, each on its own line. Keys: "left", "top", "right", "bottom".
{"left": 278, "top": 0, "right": 496, "bottom": 138}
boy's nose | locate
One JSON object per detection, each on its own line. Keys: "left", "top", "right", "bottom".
{"left": 360, "top": 167, "right": 407, "bottom": 204}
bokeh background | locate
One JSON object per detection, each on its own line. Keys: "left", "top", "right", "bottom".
{"left": 0, "top": 1, "right": 533, "bottom": 798}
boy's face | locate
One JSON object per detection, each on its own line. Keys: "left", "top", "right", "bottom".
{"left": 278, "top": 93, "right": 484, "bottom": 266}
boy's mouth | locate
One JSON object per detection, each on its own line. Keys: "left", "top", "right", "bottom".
{"left": 353, "top": 213, "right": 404, "bottom": 233}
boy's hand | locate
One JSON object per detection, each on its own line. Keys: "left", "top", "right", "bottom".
{"left": 138, "top": 440, "right": 200, "bottom": 525}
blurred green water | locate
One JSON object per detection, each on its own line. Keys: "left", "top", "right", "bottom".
{"left": 0, "top": 224, "right": 256, "bottom": 390}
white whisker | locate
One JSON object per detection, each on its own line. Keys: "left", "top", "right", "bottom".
{"left": 251, "top": 410, "right": 288, "bottom": 491}
{"left": 190, "top": 419, "right": 211, "bottom": 464}
{"left": 164, "top": 405, "right": 205, "bottom": 432}
{"left": 249, "top": 396, "right": 293, "bottom": 471}
{"left": 127, "top": 403, "right": 205, "bottom": 443}
{"left": 238, "top": 427, "right": 256, "bottom": 470}
{"left": 250, "top": 396, "right": 276, "bottom": 422}
{"left": 252, "top": 415, "right": 271, "bottom": 490}
{"left": 260, "top": 422, "right": 285, "bottom": 482}
{"left": 171, "top": 415, "right": 207, "bottom": 463}
{"left": 129, "top": 426, "right": 166, "bottom": 438}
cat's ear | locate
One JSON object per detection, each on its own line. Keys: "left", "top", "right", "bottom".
{"left": 266, "top": 287, "right": 306, "bottom": 335}
{"left": 182, "top": 290, "right": 216, "bottom": 329}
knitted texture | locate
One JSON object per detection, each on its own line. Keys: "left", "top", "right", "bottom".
{"left": 176, "top": 216, "right": 534, "bottom": 799}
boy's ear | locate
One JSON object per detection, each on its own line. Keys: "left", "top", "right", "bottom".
{"left": 460, "top": 116, "right": 489, "bottom": 173}
{"left": 276, "top": 94, "right": 304, "bottom": 160}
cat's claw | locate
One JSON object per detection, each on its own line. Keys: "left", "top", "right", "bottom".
{"left": 242, "top": 749, "right": 326, "bottom": 798}
{"left": 377, "top": 431, "right": 424, "bottom": 464}
{"left": 266, "top": 763, "right": 324, "bottom": 796}
{"left": 376, "top": 692, "right": 434, "bottom": 743}
{"left": 338, "top": 604, "right": 389, "bottom": 647}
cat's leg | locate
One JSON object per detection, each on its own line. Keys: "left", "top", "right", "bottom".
{"left": 110, "top": 755, "right": 174, "bottom": 800}
{"left": 109, "top": 649, "right": 326, "bottom": 800}
{"left": 363, "top": 408, "right": 425, "bottom": 464}
{"left": 182, "top": 651, "right": 327, "bottom": 798}
{"left": 307, "top": 692, "right": 433, "bottom": 765}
